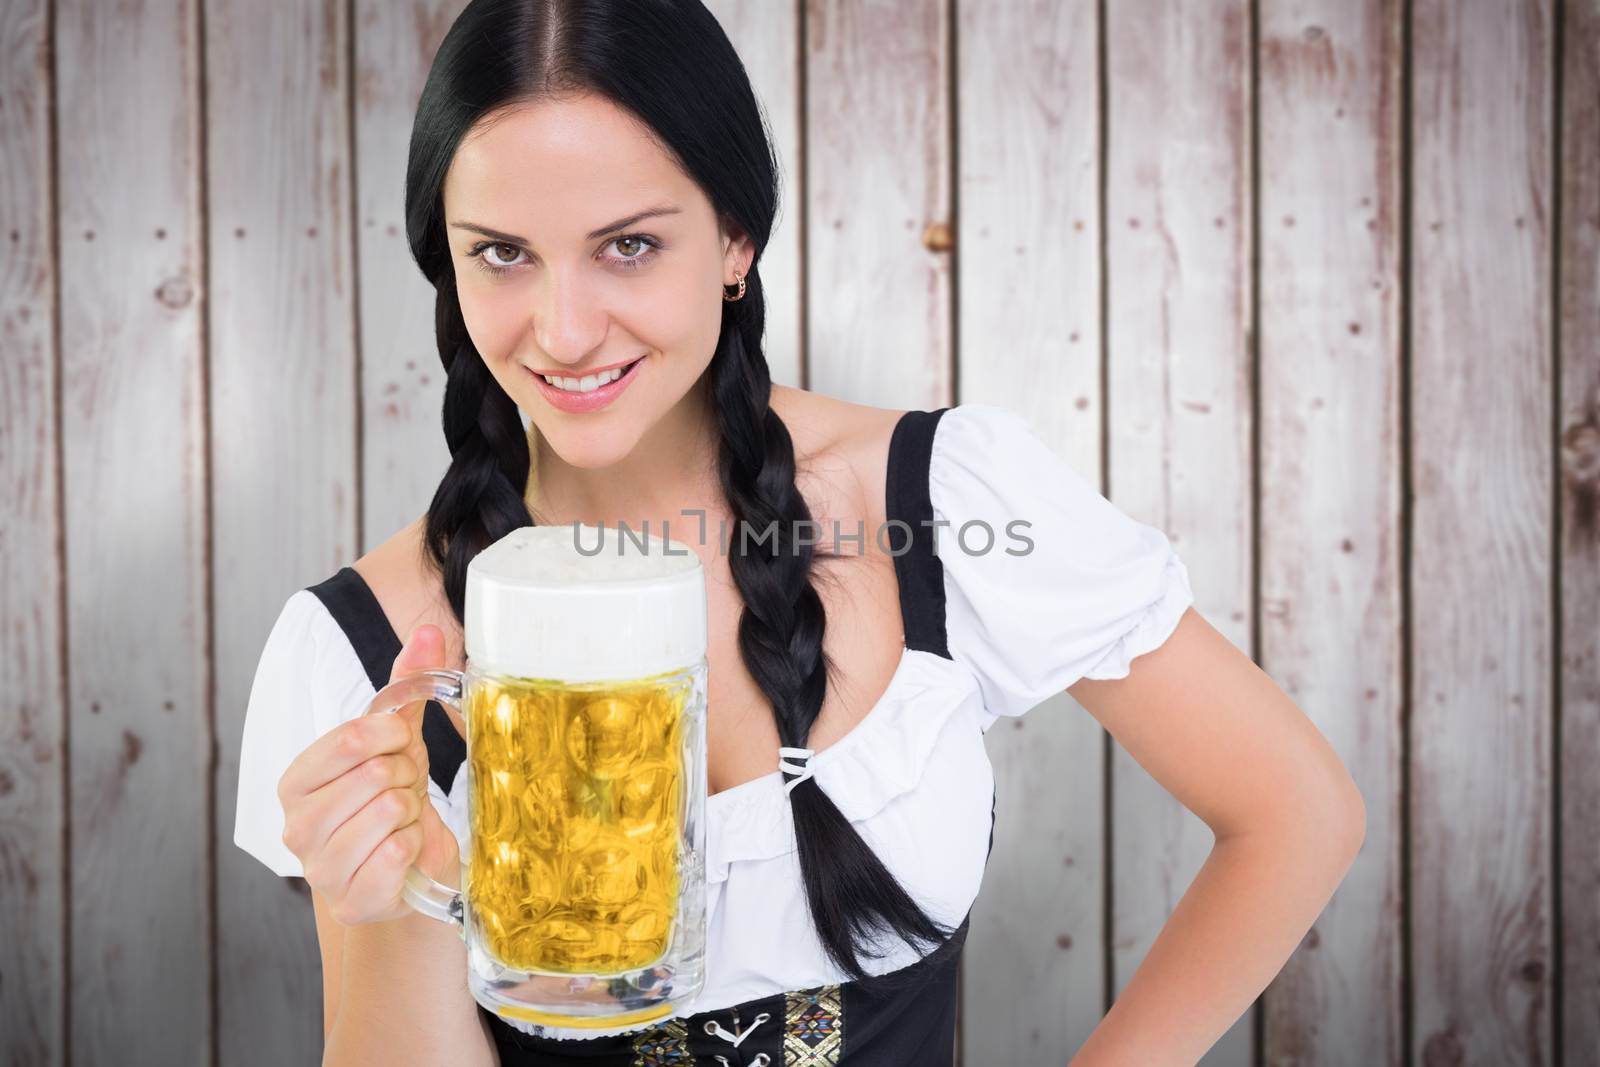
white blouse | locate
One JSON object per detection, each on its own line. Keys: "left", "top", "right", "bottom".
{"left": 233, "top": 402, "right": 1194, "bottom": 1038}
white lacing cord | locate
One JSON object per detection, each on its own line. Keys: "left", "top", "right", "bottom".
{"left": 703, "top": 1011, "right": 772, "bottom": 1053}
{"left": 713, "top": 1056, "right": 771, "bottom": 1067}
{"left": 778, "top": 746, "right": 815, "bottom": 795}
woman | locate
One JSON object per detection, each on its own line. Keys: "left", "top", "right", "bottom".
{"left": 233, "top": 0, "right": 1367, "bottom": 1063}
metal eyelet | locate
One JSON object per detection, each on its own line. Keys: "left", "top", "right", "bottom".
{"left": 752, "top": 1055, "right": 772, "bottom": 1066}
{"left": 703, "top": 1020, "right": 719, "bottom": 1036}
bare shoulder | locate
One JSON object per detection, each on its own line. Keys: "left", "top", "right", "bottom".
{"left": 349, "top": 515, "right": 467, "bottom": 671}
{"left": 769, "top": 384, "right": 907, "bottom": 532}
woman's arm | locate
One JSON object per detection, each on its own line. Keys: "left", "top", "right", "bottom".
{"left": 311, "top": 888, "right": 345, "bottom": 1039}
{"left": 1063, "top": 607, "right": 1367, "bottom": 1066}
{"left": 323, "top": 903, "right": 500, "bottom": 1066}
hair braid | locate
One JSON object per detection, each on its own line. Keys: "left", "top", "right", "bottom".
{"left": 423, "top": 274, "right": 533, "bottom": 621}
{"left": 712, "top": 272, "right": 955, "bottom": 980}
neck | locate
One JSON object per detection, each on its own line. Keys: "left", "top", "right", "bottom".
{"left": 531, "top": 370, "right": 726, "bottom": 530}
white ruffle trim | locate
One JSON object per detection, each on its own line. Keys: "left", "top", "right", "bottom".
{"left": 1080, "top": 550, "right": 1194, "bottom": 681}
{"left": 703, "top": 648, "right": 978, "bottom": 886}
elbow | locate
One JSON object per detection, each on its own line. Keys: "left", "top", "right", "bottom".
{"left": 1298, "top": 741, "right": 1367, "bottom": 864}
{"left": 1219, "top": 771, "right": 1367, "bottom": 865}
{"left": 1318, "top": 771, "right": 1367, "bottom": 866}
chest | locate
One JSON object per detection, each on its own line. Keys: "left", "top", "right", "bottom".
{"left": 698, "top": 541, "right": 905, "bottom": 795}
{"left": 409, "top": 535, "right": 906, "bottom": 799}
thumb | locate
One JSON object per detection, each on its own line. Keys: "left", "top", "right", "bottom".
{"left": 387, "top": 624, "right": 447, "bottom": 763}
{"left": 391, "top": 623, "right": 446, "bottom": 682}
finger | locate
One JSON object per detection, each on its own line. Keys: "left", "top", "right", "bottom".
{"left": 279, "top": 712, "right": 413, "bottom": 803}
{"left": 280, "top": 624, "right": 445, "bottom": 803}
{"left": 311, "top": 785, "right": 424, "bottom": 899}
{"left": 411, "top": 796, "right": 463, "bottom": 891}
{"left": 343, "top": 821, "right": 425, "bottom": 921}
{"left": 293, "top": 750, "right": 422, "bottom": 856}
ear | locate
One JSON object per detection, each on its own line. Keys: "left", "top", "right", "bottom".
{"left": 722, "top": 224, "right": 755, "bottom": 281}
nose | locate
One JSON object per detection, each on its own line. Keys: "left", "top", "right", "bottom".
{"left": 531, "top": 266, "right": 609, "bottom": 367}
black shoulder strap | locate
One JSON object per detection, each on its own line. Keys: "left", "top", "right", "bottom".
{"left": 306, "top": 567, "right": 467, "bottom": 795}
{"left": 885, "top": 408, "right": 952, "bottom": 660}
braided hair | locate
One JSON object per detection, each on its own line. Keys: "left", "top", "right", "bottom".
{"left": 405, "top": 0, "right": 955, "bottom": 981}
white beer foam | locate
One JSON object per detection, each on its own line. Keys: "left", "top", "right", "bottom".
{"left": 466, "top": 523, "right": 707, "bottom": 679}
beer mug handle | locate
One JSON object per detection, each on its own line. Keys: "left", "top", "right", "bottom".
{"left": 362, "top": 668, "right": 469, "bottom": 936}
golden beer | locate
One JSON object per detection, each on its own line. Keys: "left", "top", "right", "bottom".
{"left": 465, "top": 668, "right": 692, "bottom": 974}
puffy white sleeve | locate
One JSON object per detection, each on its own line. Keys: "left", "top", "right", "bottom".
{"left": 929, "top": 404, "right": 1195, "bottom": 725}
{"left": 232, "top": 590, "right": 340, "bottom": 878}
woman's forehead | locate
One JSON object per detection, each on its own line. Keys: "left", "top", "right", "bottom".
{"left": 443, "top": 96, "right": 703, "bottom": 238}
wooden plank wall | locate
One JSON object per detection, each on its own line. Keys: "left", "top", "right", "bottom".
{"left": 1410, "top": 3, "right": 1558, "bottom": 1063}
{"left": 1256, "top": 2, "right": 1404, "bottom": 1064}
{"left": 1104, "top": 4, "right": 1255, "bottom": 1062}
{"left": 0, "top": 1, "right": 1593, "bottom": 1065}
{"left": 1559, "top": 7, "right": 1600, "bottom": 1064}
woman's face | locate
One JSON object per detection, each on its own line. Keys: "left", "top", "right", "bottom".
{"left": 442, "top": 91, "right": 752, "bottom": 473}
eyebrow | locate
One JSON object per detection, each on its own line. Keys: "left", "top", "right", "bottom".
{"left": 448, "top": 204, "right": 683, "bottom": 245}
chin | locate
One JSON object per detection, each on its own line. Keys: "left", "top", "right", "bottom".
{"left": 533, "top": 424, "right": 639, "bottom": 472}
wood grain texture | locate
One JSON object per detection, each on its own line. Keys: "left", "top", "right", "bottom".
{"left": 207, "top": 1, "right": 357, "bottom": 1064}
{"left": 803, "top": 0, "right": 951, "bottom": 409}
{"left": 1410, "top": 0, "right": 1555, "bottom": 1063}
{"left": 704, "top": 0, "right": 804, "bottom": 392}
{"left": 354, "top": 1, "right": 801, "bottom": 552}
{"left": 1257, "top": 2, "right": 1405, "bottom": 1065}
{"left": 1557, "top": 0, "right": 1600, "bottom": 1062}
{"left": 55, "top": 0, "right": 211, "bottom": 1061}
{"left": 354, "top": 0, "right": 464, "bottom": 549}
{"left": 954, "top": 1, "right": 1107, "bottom": 1062}
{"left": 0, "top": 2, "right": 64, "bottom": 1063}
{"left": 1105, "top": 1, "right": 1255, "bottom": 1064}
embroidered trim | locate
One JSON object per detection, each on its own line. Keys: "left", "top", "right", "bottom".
{"left": 631, "top": 1016, "right": 695, "bottom": 1064}
{"left": 783, "top": 985, "right": 843, "bottom": 1065}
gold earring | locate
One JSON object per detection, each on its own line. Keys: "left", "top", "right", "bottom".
{"left": 722, "top": 270, "right": 746, "bottom": 302}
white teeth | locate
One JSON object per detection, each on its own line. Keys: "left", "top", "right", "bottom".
{"left": 541, "top": 363, "right": 630, "bottom": 392}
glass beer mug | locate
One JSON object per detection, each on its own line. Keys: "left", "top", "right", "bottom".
{"left": 364, "top": 523, "right": 708, "bottom": 1033}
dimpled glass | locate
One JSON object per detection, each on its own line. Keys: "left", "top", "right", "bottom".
{"left": 463, "top": 665, "right": 695, "bottom": 976}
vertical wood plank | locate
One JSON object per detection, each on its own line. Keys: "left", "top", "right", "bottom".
{"left": 1559, "top": 1, "right": 1600, "bottom": 1061}
{"left": 1410, "top": 0, "right": 1555, "bottom": 1062}
{"left": 803, "top": 0, "right": 951, "bottom": 408}
{"left": 55, "top": 0, "right": 211, "bottom": 1061}
{"left": 353, "top": 0, "right": 463, "bottom": 549}
{"left": 1256, "top": 2, "right": 1405, "bottom": 1064}
{"left": 1104, "top": 1, "right": 1254, "bottom": 1063}
{"left": 0, "top": 1, "right": 64, "bottom": 1063}
{"left": 954, "top": 0, "right": 1106, "bottom": 1060}
{"left": 209, "top": 1, "right": 357, "bottom": 1062}
{"left": 703, "top": 0, "right": 804, "bottom": 391}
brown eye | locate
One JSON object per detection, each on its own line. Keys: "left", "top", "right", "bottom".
{"left": 605, "top": 233, "right": 662, "bottom": 270}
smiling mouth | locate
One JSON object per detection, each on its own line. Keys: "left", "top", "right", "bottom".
{"left": 534, "top": 356, "right": 643, "bottom": 393}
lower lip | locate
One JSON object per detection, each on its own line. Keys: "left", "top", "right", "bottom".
{"left": 530, "top": 357, "right": 644, "bottom": 413}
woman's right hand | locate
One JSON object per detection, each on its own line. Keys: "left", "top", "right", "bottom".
{"left": 277, "top": 623, "right": 462, "bottom": 926}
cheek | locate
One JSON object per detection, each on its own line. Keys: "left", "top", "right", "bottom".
{"left": 456, "top": 283, "right": 521, "bottom": 358}
{"left": 623, "top": 265, "right": 724, "bottom": 354}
